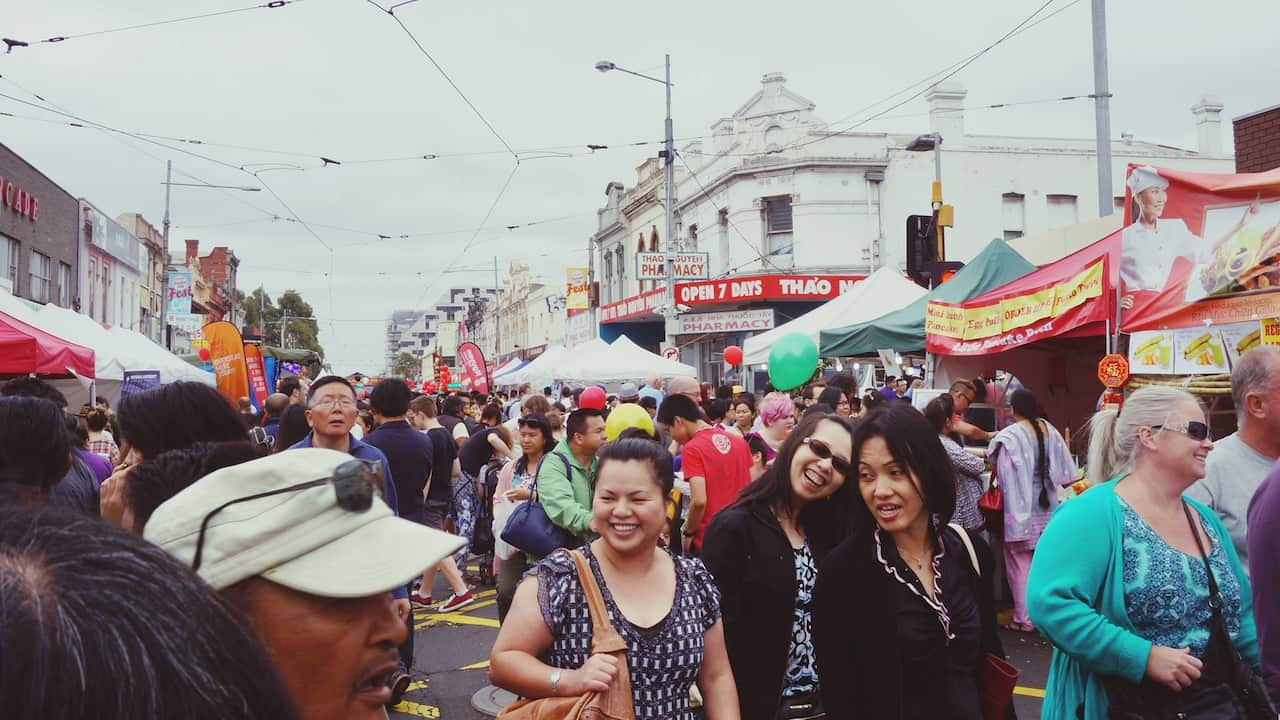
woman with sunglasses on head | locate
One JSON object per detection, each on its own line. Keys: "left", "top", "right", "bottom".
{"left": 987, "top": 388, "right": 1077, "bottom": 633}
{"left": 492, "top": 413, "right": 555, "bottom": 622}
{"left": 1027, "top": 387, "right": 1262, "bottom": 720}
{"left": 490, "top": 438, "right": 739, "bottom": 720}
{"left": 812, "top": 404, "right": 1011, "bottom": 720}
{"left": 700, "top": 413, "right": 855, "bottom": 720}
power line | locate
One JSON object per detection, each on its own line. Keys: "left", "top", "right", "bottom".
{"left": 674, "top": 150, "right": 786, "bottom": 276}
{"left": 7, "top": 0, "right": 306, "bottom": 48}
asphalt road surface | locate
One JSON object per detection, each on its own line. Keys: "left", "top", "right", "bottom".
{"left": 390, "top": 563, "right": 1055, "bottom": 719}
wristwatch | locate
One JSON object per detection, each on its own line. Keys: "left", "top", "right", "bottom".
{"left": 549, "top": 669, "right": 562, "bottom": 696}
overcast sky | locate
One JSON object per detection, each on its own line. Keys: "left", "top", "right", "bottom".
{"left": 4, "top": 0, "right": 1277, "bottom": 375}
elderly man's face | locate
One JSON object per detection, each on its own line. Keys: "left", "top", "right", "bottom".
{"left": 306, "top": 384, "right": 357, "bottom": 440}
{"left": 667, "top": 377, "right": 701, "bottom": 402}
{"left": 234, "top": 579, "right": 407, "bottom": 720}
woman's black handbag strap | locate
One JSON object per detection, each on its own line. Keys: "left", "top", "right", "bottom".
{"left": 1180, "top": 501, "right": 1225, "bottom": 611}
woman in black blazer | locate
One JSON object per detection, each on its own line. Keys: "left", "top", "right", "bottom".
{"left": 812, "top": 404, "right": 1012, "bottom": 720}
{"left": 702, "top": 413, "right": 856, "bottom": 720}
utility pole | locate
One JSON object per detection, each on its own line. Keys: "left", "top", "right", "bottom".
{"left": 662, "top": 53, "right": 677, "bottom": 351}
{"left": 1092, "top": 0, "right": 1114, "bottom": 216}
{"left": 281, "top": 306, "right": 289, "bottom": 349}
{"left": 160, "top": 160, "right": 172, "bottom": 349}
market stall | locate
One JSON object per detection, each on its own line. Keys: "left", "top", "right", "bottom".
{"left": 559, "top": 335, "right": 697, "bottom": 383}
{"left": 743, "top": 267, "right": 926, "bottom": 366}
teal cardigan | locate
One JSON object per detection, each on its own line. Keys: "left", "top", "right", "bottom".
{"left": 1026, "top": 479, "right": 1258, "bottom": 720}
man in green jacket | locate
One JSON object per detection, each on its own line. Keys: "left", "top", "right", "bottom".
{"left": 536, "top": 407, "right": 605, "bottom": 543}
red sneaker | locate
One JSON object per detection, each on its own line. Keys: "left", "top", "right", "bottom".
{"left": 437, "top": 591, "right": 474, "bottom": 612}
{"left": 410, "top": 590, "right": 433, "bottom": 606}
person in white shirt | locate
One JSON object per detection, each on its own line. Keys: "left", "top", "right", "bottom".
{"left": 1119, "top": 165, "right": 1207, "bottom": 306}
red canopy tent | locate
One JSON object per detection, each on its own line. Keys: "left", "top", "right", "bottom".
{"left": 0, "top": 310, "right": 95, "bottom": 378}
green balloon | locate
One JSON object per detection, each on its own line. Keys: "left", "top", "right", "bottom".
{"left": 767, "top": 333, "right": 819, "bottom": 391}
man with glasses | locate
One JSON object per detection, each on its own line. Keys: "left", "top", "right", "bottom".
{"left": 286, "top": 375, "right": 412, "bottom": 699}
{"left": 658, "top": 394, "right": 753, "bottom": 556}
{"left": 146, "top": 448, "right": 465, "bottom": 719}
{"left": 948, "top": 378, "right": 993, "bottom": 444}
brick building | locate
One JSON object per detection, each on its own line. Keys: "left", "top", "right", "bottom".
{"left": 0, "top": 143, "right": 79, "bottom": 307}
{"left": 1234, "top": 104, "right": 1280, "bottom": 173}
{"left": 186, "top": 240, "right": 240, "bottom": 327}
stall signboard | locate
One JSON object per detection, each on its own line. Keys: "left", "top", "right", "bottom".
{"left": 565, "top": 267, "right": 589, "bottom": 312}
{"left": 1128, "top": 330, "right": 1175, "bottom": 374}
{"left": 1119, "top": 164, "right": 1280, "bottom": 332}
{"left": 636, "top": 252, "right": 710, "bottom": 281}
{"left": 675, "top": 274, "right": 864, "bottom": 306}
{"left": 674, "top": 309, "right": 774, "bottom": 335}
{"left": 121, "top": 370, "right": 161, "bottom": 397}
{"left": 926, "top": 258, "right": 1109, "bottom": 355}
{"left": 600, "top": 288, "right": 665, "bottom": 323}
{"left": 1098, "top": 354, "right": 1130, "bottom": 388}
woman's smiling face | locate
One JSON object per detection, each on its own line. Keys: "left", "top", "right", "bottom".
{"left": 1137, "top": 185, "right": 1167, "bottom": 221}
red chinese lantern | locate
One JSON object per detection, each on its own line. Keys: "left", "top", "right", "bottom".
{"left": 197, "top": 347, "right": 211, "bottom": 362}
{"left": 723, "top": 345, "right": 743, "bottom": 366}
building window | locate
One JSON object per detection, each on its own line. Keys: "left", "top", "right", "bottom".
{"left": 764, "top": 196, "right": 794, "bottom": 258}
{"left": 615, "top": 246, "right": 625, "bottom": 299}
{"left": 718, "top": 208, "right": 730, "bottom": 274}
{"left": 603, "top": 252, "right": 613, "bottom": 304}
{"left": 57, "top": 262, "right": 71, "bottom": 307}
{"left": 0, "top": 237, "right": 17, "bottom": 290}
{"left": 688, "top": 223, "right": 698, "bottom": 251}
{"left": 1046, "top": 194, "right": 1079, "bottom": 230}
{"left": 1114, "top": 196, "right": 1126, "bottom": 214}
{"left": 1002, "top": 193, "right": 1025, "bottom": 241}
{"left": 29, "top": 250, "right": 51, "bottom": 303}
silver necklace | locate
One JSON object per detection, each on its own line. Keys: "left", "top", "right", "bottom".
{"left": 897, "top": 545, "right": 928, "bottom": 571}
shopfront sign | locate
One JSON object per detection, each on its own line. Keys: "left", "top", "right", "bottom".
{"left": 565, "top": 267, "right": 589, "bottom": 312}
{"left": 675, "top": 274, "right": 864, "bottom": 306}
{"left": 600, "top": 288, "right": 665, "bottom": 323}
{"left": 674, "top": 309, "right": 775, "bottom": 335}
{"left": 0, "top": 178, "right": 38, "bottom": 221}
{"left": 168, "top": 313, "right": 205, "bottom": 336}
{"left": 636, "top": 252, "right": 710, "bottom": 281}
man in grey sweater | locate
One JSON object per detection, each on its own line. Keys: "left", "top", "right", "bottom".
{"left": 1188, "top": 346, "right": 1280, "bottom": 574}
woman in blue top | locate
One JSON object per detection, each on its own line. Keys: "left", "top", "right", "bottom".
{"left": 1027, "top": 386, "right": 1260, "bottom": 720}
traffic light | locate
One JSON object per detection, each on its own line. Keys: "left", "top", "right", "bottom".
{"left": 930, "top": 261, "right": 964, "bottom": 285}
{"left": 906, "top": 214, "right": 937, "bottom": 287}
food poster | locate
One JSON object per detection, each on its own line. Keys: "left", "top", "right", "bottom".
{"left": 1128, "top": 330, "right": 1175, "bottom": 374}
{"left": 1118, "top": 165, "right": 1280, "bottom": 333}
{"left": 1172, "top": 327, "right": 1229, "bottom": 375}
{"left": 1221, "top": 321, "right": 1265, "bottom": 367}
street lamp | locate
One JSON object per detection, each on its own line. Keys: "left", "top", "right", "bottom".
{"left": 596, "top": 54, "right": 677, "bottom": 351}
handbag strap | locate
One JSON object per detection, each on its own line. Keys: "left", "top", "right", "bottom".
{"left": 1180, "top": 500, "right": 1224, "bottom": 612}
{"left": 568, "top": 550, "right": 629, "bottom": 656}
{"left": 949, "top": 523, "right": 981, "bottom": 577}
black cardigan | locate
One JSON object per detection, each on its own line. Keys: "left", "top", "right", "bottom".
{"left": 701, "top": 500, "right": 843, "bottom": 720}
{"left": 812, "top": 524, "right": 1014, "bottom": 720}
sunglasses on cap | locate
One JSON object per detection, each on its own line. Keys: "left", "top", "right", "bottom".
{"left": 801, "top": 437, "right": 852, "bottom": 476}
{"left": 191, "top": 459, "right": 384, "bottom": 573}
{"left": 1151, "top": 420, "right": 1210, "bottom": 442}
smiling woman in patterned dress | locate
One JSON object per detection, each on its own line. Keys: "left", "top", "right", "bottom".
{"left": 488, "top": 438, "right": 740, "bottom": 720}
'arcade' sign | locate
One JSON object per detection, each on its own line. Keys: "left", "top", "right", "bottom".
{"left": 0, "top": 178, "right": 38, "bottom": 221}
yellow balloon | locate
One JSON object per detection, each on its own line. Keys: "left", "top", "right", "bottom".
{"left": 605, "top": 402, "right": 655, "bottom": 442}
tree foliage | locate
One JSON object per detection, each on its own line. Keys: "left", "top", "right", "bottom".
{"left": 393, "top": 351, "right": 420, "bottom": 379}
{"left": 240, "top": 288, "right": 325, "bottom": 361}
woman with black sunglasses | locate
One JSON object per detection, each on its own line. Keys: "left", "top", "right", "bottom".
{"left": 1027, "top": 386, "right": 1262, "bottom": 720}
{"left": 811, "top": 404, "right": 1010, "bottom": 720}
{"left": 701, "top": 413, "right": 856, "bottom": 720}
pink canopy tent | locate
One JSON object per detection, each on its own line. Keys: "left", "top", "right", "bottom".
{"left": 0, "top": 310, "right": 95, "bottom": 378}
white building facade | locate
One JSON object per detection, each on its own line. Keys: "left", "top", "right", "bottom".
{"left": 592, "top": 73, "right": 1235, "bottom": 383}
{"left": 79, "top": 200, "right": 143, "bottom": 333}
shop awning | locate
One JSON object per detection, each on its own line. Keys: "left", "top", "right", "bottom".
{"left": 820, "top": 238, "right": 1036, "bottom": 357}
{"left": 743, "top": 268, "right": 926, "bottom": 365}
{"left": 926, "top": 231, "right": 1120, "bottom": 356}
{"left": 0, "top": 310, "right": 95, "bottom": 378}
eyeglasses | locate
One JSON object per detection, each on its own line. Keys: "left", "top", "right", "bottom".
{"left": 1151, "top": 420, "right": 1210, "bottom": 442}
{"left": 191, "top": 459, "right": 384, "bottom": 573}
{"left": 801, "top": 437, "right": 852, "bottom": 476}
{"left": 310, "top": 397, "right": 357, "bottom": 410}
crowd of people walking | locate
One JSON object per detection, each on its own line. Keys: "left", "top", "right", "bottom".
{"left": 2, "top": 349, "right": 1280, "bottom": 720}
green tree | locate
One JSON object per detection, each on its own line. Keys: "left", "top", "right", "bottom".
{"left": 239, "top": 288, "right": 324, "bottom": 361}
{"left": 393, "top": 351, "right": 420, "bottom": 379}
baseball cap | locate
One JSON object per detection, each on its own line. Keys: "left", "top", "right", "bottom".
{"left": 144, "top": 448, "right": 464, "bottom": 597}
{"left": 618, "top": 382, "right": 640, "bottom": 402}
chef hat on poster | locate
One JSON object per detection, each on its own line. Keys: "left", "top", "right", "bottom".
{"left": 1126, "top": 165, "right": 1169, "bottom": 196}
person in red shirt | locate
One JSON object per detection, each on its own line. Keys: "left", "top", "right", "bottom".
{"left": 657, "top": 394, "right": 754, "bottom": 555}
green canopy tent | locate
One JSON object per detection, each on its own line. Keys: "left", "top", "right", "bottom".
{"left": 819, "top": 238, "right": 1036, "bottom": 356}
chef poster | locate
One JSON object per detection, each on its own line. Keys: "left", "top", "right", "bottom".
{"left": 1172, "top": 327, "right": 1229, "bottom": 375}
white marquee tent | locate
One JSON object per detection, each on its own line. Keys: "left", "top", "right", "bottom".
{"left": 559, "top": 335, "right": 697, "bottom": 383}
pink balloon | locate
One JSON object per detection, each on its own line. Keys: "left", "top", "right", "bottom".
{"left": 579, "top": 386, "right": 607, "bottom": 410}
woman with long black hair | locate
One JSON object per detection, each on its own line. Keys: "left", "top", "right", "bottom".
{"left": 701, "top": 413, "right": 856, "bottom": 720}
{"left": 986, "top": 388, "right": 1076, "bottom": 633}
{"left": 492, "top": 413, "right": 555, "bottom": 621}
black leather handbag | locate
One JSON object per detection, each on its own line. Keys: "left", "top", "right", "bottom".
{"left": 1104, "top": 502, "right": 1275, "bottom": 720}
{"left": 775, "top": 689, "right": 824, "bottom": 720}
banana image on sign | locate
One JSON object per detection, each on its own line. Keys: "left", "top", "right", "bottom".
{"left": 1133, "top": 333, "right": 1172, "bottom": 368}
{"left": 1173, "top": 328, "right": 1229, "bottom": 374}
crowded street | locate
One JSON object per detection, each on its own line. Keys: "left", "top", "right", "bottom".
{"left": 3, "top": 2, "right": 1280, "bottom": 720}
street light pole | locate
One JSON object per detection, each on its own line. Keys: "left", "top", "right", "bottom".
{"left": 1091, "top": 0, "right": 1114, "bottom": 217}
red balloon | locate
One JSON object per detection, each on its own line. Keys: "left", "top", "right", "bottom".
{"left": 723, "top": 345, "right": 743, "bottom": 366}
{"left": 579, "top": 386, "right": 607, "bottom": 410}
{"left": 197, "top": 347, "right": 211, "bottom": 362}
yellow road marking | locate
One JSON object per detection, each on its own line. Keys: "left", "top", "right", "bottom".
{"left": 414, "top": 600, "right": 500, "bottom": 629}
{"left": 1014, "top": 686, "right": 1046, "bottom": 698}
{"left": 391, "top": 699, "right": 440, "bottom": 718}
{"left": 460, "top": 660, "right": 490, "bottom": 671}
{"left": 405, "top": 680, "right": 429, "bottom": 692}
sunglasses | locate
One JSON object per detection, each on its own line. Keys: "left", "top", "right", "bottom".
{"left": 1151, "top": 420, "right": 1210, "bottom": 442}
{"left": 191, "top": 459, "right": 384, "bottom": 573}
{"left": 801, "top": 437, "right": 852, "bottom": 476}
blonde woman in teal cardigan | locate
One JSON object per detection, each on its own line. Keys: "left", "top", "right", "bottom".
{"left": 1027, "top": 387, "right": 1259, "bottom": 720}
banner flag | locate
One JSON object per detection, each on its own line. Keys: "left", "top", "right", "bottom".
{"left": 456, "top": 342, "right": 490, "bottom": 395}
{"left": 244, "top": 344, "right": 270, "bottom": 409}
{"left": 202, "top": 321, "right": 250, "bottom": 406}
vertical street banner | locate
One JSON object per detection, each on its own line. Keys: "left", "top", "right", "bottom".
{"left": 456, "top": 342, "right": 489, "bottom": 395}
{"left": 166, "top": 271, "right": 193, "bottom": 315}
{"left": 202, "top": 321, "right": 250, "bottom": 406}
{"left": 243, "top": 344, "right": 270, "bottom": 409}
{"left": 121, "top": 370, "right": 161, "bottom": 397}
{"left": 566, "top": 267, "right": 589, "bottom": 314}
{"left": 1119, "top": 165, "right": 1280, "bottom": 332}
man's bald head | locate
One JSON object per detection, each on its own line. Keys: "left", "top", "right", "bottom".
{"left": 263, "top": 393, "right": 290, "bottom": 418}
{"left": 667, "top": 376, "right": 700, "bottom": 401}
